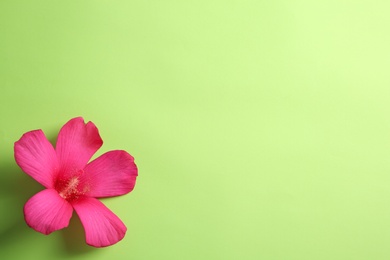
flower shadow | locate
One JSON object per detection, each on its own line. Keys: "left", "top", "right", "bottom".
{"left": 0, "top": 160, "right": 42, "bottom": 249}
{"left": 59, "top": 214, "right": 96, "bottom": 255}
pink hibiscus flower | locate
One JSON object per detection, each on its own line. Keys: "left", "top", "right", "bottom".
{"left": 14, "top": 117, "right": 138, "bottom": 247}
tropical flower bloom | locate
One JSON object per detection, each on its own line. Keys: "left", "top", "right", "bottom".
{"left": 14, "top": 117, "right": 138, "bottom": 247}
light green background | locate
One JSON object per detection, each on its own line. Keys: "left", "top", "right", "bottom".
{"left": 1, "top": 1, "right": 390, "bottom": 259}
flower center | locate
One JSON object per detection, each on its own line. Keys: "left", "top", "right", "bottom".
{"left": 55, "top": 173, "right": 83, "bottom": 201}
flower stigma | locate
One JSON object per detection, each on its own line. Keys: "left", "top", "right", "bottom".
{"left": 55, "top": 174, "right": 83, "bottom": 201}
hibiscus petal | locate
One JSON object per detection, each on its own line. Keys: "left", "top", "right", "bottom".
{"left": 81, "top": 150, "right": 138, "bottom": 198}
{"left": 56, "top": 117, "right": 103, "bottom": 174}
{"left": 24, "top": 189, "right": 73, "bottom": 235}
{"left": 72, "top": 197, "right": 127, "bottom": 247}
{"left": 14, "top": 130, "right": 59, "bottom": 188}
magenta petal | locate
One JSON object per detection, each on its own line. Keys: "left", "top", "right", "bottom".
{"left": 24, "top": 189, "right": 73, "bottom": 235}
{"left": 82, "top": 150, "right": 138, "bottom": 198}
{"left": 72, "top": 197, "right": 127, "bottom": 247}
{"left": 56, "top": 117, "right": 103, "bottom": 174}
{"left": 15, "top": 130, "right": 58, "bottom": 188}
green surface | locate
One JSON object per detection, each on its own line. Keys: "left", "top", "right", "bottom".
{"left": 1, "top": 0, "right": 390, "bottom": 259}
